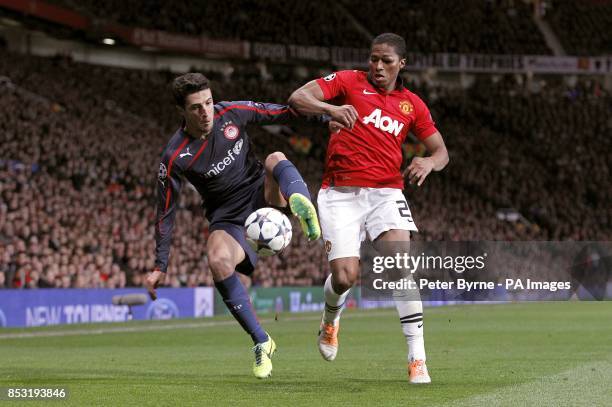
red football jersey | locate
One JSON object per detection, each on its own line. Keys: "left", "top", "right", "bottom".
{"left": 316, "top": 70, "right": 438, "bottom": 189}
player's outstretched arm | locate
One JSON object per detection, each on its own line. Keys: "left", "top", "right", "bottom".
{"left": 403, "top": 131, "right": 449, "bottom": 186}
{"left": 289, "top": 80, "right": 358, "bottom": 129}
{"left": 222, "top": 100, "right": 330, "bottom": 127}
{"left": 150, "top": 146, "right": 183, "bottom": 298}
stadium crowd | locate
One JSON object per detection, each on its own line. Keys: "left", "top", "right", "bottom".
{"left": 5, "top": 1, "right": 612, "bottom": 57}
{"left": 347, "top": 0, "right": 550, "bottom": 54}
{"left": 35, "top": 0, "right": 612, "bottom": 58}
{"left": 545, "top": 0, "right": 612, "bottom": 56}
{"left": 47, "top": 0, "right": 366, "bottom": 47}
{"left": 0, "top": 49, "right": 610, "bottom": 289}
{"left": 40, "top": 0, "right": 554, "bottom": 54}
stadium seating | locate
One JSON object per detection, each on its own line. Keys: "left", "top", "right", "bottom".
{"left": 545, "top": 1, "right": 612, "bottom": 55}
{"left": 0, "top": 50, "right": 610, "bottom": 289}
{"left": 345, "top": 0, "right": 551, "bottom": 54}
{"left": 40, "top": 0, "right": 553, "bottom": 54}
{"left": 11, "top": 1, "right": 612, "bottom": 57}
{"left": 46, "top": 0, "right": 367, "bottom": 47}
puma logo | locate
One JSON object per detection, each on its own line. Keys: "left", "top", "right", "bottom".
{"left": 179, "top": 147, "right": 193, "bottom": 158}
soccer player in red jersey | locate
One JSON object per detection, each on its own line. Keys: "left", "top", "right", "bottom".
{"left": 289, "top": 33, "right": 449, "bottom": 384}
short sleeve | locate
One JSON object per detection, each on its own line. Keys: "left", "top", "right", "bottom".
{"left": 315, "top": 70, "right": 355, "bottom": 101}
{"left": 411, "top": 94, "right": 438, "bottom": 141}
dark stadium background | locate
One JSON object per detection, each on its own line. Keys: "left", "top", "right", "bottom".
{"left": 0, "top": 2, "right": 611, "bottom": 405}
{"left": 0, "top": 0, "right": 609, "bottom": 302}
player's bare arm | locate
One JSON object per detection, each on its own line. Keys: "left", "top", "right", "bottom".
{"left": 404, "top": 131, "right": 449, "bottom": 186}
{"left": 289, "top": 80, "right": 358, "bottom": 128}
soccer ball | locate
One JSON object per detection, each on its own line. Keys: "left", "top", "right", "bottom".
{"left": 244, "top": 207, "right": 292, "bottom": 256}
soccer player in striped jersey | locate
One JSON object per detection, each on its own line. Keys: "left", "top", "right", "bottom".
{"left": 289, "top": 33, "right": 449, "bottom": 384}
{"left": 145, "top": 73, "right": 324, "bottom": 379}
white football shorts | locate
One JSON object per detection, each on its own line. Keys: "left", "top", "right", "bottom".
{"left": 317, "top": 187, "right": 418, "bottom": 261}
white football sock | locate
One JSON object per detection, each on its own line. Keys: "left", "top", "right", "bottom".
{"left": 323, "top": 274, "right": 349, "bottom": 324}
{"left": 394, "top": 294, "right": 426, "bottom": 362}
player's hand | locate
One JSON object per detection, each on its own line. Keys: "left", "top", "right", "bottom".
{"left": 145, "top": 269, "right": 165, "bottom": 301}
{"left": 403, "top": 157, "right": 435, "bottom": 186}
{"left": 328, "top": 105, "right": 358, "bottom": 129}
{"left": 329, "top": 120, "right": 345, "bottom": 134}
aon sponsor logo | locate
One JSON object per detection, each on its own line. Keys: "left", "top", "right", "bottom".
{"left": 362, "top": 109, "right": 404, "bottom": 136}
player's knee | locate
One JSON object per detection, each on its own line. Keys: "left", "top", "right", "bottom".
{"left": 208, "top": 253, "right": 235, "bottom": 281}
{"left": 264, "top": 151, "right": 287, "bottom": 172}
{"left": 332, "top": 267, "right": 358, "bottom": 294}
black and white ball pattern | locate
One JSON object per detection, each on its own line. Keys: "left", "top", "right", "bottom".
{"left": 244, "top": 207, "right": 293, "bottom": 256}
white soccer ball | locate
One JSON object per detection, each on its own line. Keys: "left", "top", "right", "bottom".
{"left": 244, "top": 207, "right": 293, "bottom": 257}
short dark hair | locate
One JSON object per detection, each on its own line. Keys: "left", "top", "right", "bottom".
{"left": 371, "top": 33, "right": 407, "bottom": 59}
{"left": 172, "top": 73, "right": 210, "bottom": 107}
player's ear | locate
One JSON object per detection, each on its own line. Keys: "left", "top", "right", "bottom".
{"left": 176, "top": 105, "right": 185, "bottom": 117}
{"left": 399, "top": 58, "right": 406, "bottom": 70}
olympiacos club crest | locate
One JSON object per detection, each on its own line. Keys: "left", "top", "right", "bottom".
{"left": 223, "top": 124, "right": 239, "bottom": 140}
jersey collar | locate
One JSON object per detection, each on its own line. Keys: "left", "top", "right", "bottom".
{"left": 181, "top": 123, "right": 210, "bottom": 140}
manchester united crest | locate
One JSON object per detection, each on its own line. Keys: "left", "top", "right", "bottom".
{"left": 399, "top": 100, "right": 414, "bottom": 115}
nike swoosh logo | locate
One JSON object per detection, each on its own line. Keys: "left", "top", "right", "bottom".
{"left": 417, "top": 323, "right": 423, "bottom": 328}
{"left": 363, "top": 89, "right": 377, "bottom": 95}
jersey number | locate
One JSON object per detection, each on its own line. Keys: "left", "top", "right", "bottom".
{"left": 396, "top": 200, "right": 412, "bottom": 221}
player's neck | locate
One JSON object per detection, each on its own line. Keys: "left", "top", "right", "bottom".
{"left": 381, "top": 78, "right": 399, "bottom": 93}
{"left": 184, "top": 125, "right": 209, "bottom": 140}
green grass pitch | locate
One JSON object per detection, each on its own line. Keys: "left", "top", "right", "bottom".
{"left": 0, "top": 302, "right": 611, "bottom": 406}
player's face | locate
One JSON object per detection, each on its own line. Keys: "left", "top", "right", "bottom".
{"left": 181, "top": 89, "right": 214, "bottom": 136}
{"left": 368, "top": 43, "right": 406, "bottom": 91}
